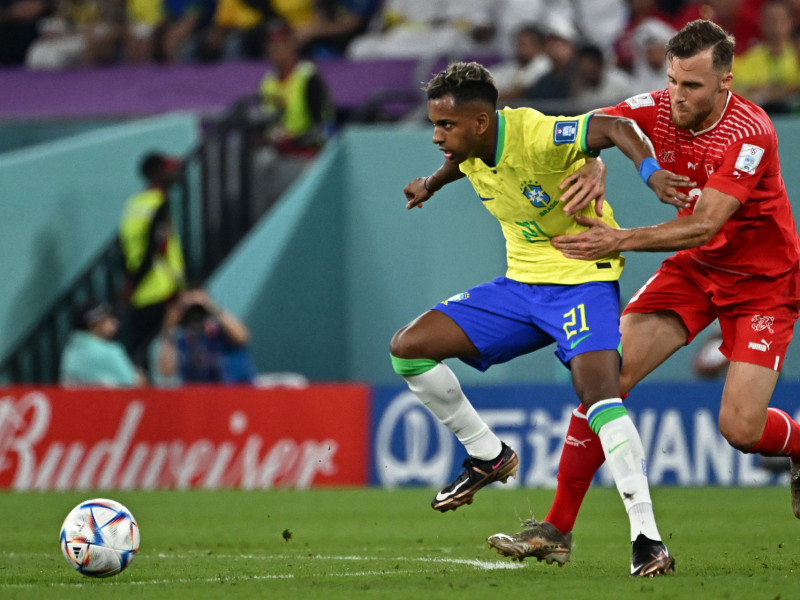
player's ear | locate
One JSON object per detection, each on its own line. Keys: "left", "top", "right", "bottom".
{"left": 475, "top": 110, "right": 491, "bottom": 135}
{"left": 720, "top": 71, "right": 733, "bottom": 92}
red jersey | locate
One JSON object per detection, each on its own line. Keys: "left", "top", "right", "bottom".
{"left": 604, "top": 89, "right": 800, "bottom": 279}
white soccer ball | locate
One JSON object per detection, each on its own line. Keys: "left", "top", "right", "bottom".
{"left": 59, "top": 498, "right": 140, "bottom": 577}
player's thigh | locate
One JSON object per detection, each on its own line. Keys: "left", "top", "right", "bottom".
{"left": 390, "top": 309, "right": 479, "bottom": 360}
{"left": 619, "top": 311, "right": 689, "bottom": 395}
{"left": 426, "top": 277, "right": 556, "bottom": 370}
{"left": 718, "top": 361, "right": 779, "bottom": 448}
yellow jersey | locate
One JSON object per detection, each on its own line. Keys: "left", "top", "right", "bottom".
{"left": 458, "top": 107, "right": 624, "bottom": 285}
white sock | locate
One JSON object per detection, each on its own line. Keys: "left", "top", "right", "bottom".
{"left": 403, "top": 362, "right": 501, "bottom": 460}
{"left": 591, "top": 400, "right": 662, "bottom": 542}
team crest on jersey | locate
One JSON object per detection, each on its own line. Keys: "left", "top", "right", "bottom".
{"left": 752, "top": 314, "right": 775, "bottom": 333}
{"left": 553, "top": 120, "right": 579, "bottom": 144}
{"left": 521, "top": 181, "right": 552, "bottom": 208}
{"left": 624, "top": 93, "right": 655, "bottom": 109}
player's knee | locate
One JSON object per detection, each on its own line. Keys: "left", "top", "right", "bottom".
{"left": 718, "top": 417, "right": 761, "bottom": 451}
{"left": 390, "top": 324, "right": 431, "bottom": 359}
{"left": 389, "top": 325, "right": 413, "bottom": 358}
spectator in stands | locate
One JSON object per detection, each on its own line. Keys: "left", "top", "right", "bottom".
{"left": 294, "top": 0, "right": 381, "bottom": 58}
{"left": 614, "top": 0, "right": 673, "bottom": 73}
{"left": 626, "top": 17, "right": 675, "bottom": 95}
{"left": 549, "top": 0, "right": 627, "bottom": 59}
{"left": 569, "top": 43, "right": 633, "bottom": 113}
{"left": 269, "top": 0, "right": 314, "bottom": 31}
{"left": 259, "top": 19, "right": 334, "bottom": 156}
{"left": 60, "top": 299, "right": 145, "bottom": 387}
{"left": 489, "top": 24, "right": 551, "bottom": 102}
{"left": 124, "top": 0, "right": 216, "bottom": 63}
{"left": 733, "top": 0, "right": 800, "bottom": 113}
{"left": 153, "top": 288, "right": 255, "bottom": 385}
{"left": 492, "top": 0, "right": 546, "bottom": 58}
{"left": 25, "top": 0, "right": 124, "bottom": 70}
{"left": 119, "top": 151, "right": 186, "bottom": 371}
{"left": 196, "top": 0, "right": 273, "bottom": 61}
{"left": 345, "top": 0, "right": 496, "bottom": 61}
{"left": 124, "top": 0, "right": 162, "bottom": 62}
{"left": 525, "top": 17, "right": 580, "bottom": 104}
{"left": 671, "top": 0, "right": 766, "bottom": 54}
{"left": 0, "top": 0, "right": 53, "bottom": 66}
{"left": 158, "top": 0, "right": 216, "bottom": 62}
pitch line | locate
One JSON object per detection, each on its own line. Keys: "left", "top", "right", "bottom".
{"left": 0, "top": 552, "right": 522, "bottom": 588}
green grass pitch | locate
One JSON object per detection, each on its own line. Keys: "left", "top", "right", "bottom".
{"left": 2, "top": 486, "right": 799, "bottom": 600}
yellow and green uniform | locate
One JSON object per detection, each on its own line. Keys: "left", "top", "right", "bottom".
{"left": 459, "top": 108, "right": 624, "bottom": 285}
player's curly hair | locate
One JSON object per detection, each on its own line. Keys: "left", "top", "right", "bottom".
{"left": 425, "top": 62, "right": 498, "bottom": 107}
{"left": 666, "top": 19, "right": 735, "bottom": 72}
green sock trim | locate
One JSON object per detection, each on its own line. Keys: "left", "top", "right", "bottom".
{"left": 390, "top": 355, "right": 438, "bottom": 376}
{"left": 588, "top": 405, "right": 628, "bottom": 434}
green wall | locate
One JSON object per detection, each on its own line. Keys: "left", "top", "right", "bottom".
{"left": 0, "top": 113, "right": 198, "bottom": 362}
{"left": 0, "top": 120, "right": 121, "bottom": 154}
{"left": 210, "top": 121, "right": 800, "bottom": 384}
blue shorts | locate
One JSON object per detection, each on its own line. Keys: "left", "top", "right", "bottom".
{"left": 434, "top": 277, "right": 621, "bottom": 372}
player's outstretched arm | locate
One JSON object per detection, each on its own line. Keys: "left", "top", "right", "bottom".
{"left": 403, "top": 159, "right": 465, "bottom": 209}
{"left": 552, "top": 187, "right": 741, "bottom": 260}
{"left": 585, "top": 114, "right": 694, "bottom": 211}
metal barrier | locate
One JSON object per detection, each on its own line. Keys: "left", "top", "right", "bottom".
{"left": 0, "top": 97, "right": 285, "bottom": 384}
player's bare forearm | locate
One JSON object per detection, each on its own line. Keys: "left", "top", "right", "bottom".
{"left": 553, "top": 190, "right": 740, "bottom": 260}
{"left": 403, "top": 159, "right": 465, "bottom": 209}
{"left": 586, "top": 114, "right": 693, "bottom": 210}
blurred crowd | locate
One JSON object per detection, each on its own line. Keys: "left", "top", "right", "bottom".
{"left": 3, "top": 0, "right": 800, "bottom": 113}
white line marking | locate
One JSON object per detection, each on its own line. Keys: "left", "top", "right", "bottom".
{"left": 0, "top": 552, "right": 523, "bottom": 588}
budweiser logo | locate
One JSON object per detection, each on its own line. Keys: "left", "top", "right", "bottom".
{"left": 0, "top": 390, "right": 341, "bottom": 491}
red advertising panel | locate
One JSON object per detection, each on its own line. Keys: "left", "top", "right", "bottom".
{"left": 0, "top": 385, "right": 369, "bottom": 491}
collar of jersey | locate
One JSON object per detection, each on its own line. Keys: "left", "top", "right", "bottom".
{"left": 690, "top": 91, "right": 732, "bottom": 136}
{"left": 492, "top": 111, "right": 506, "bottom": 167}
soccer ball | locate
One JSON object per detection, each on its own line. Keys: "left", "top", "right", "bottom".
{"left": 59, "top": 498, "right": 140, "bottom": 577}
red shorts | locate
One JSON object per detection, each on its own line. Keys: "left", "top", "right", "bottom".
{"left": 623, "top": 253, "right": 800, "bottom": 371}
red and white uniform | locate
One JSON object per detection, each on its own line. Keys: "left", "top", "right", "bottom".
{"left": 604, "top": 90, "right": 800, "bottom": 370}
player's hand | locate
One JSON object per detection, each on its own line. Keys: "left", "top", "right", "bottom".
{"left": 648, "top": 169, "right": 695, "bottom": 210}
{"left": 551, "top": 215, "right": 621, "bottom": 261}
{"left": 404, "top": 177, "right": 434, "bottom": 209}
{"left": 559, "top": 157, "right": 606, "bottom": 216}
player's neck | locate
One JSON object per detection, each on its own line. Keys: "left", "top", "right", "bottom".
{"left": 690, "top": 91, "right": 731, "bottom": 136}
{"left": 477, "top": 111, "right": 500, "bottom": 166}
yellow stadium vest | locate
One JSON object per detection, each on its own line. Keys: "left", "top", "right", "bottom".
{"left": 260, "top": 61, "right": 319, "bottom": 137}
{"left": 119, "top": 188, "right": 186, "bottom": 308}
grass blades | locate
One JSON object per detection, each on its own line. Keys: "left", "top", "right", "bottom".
{"left": 2, "top": 486, "right": 799, "bottom": 600}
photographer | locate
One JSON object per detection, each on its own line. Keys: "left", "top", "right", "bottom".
{"left": 153, "top": 288, "right": 255, "bottom": 385}
{"left": 60, "top": 299, "right": 145, "bottom": 388}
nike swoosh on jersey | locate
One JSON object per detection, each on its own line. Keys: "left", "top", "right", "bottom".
{"left": 478, "top": 195, "right": 494, "bottom": 202}
{"left": 569, "top": 333, "right": 592, "bottom": 349}
{"left": 435, "top": 477, "right": 469, "bottom": 502}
